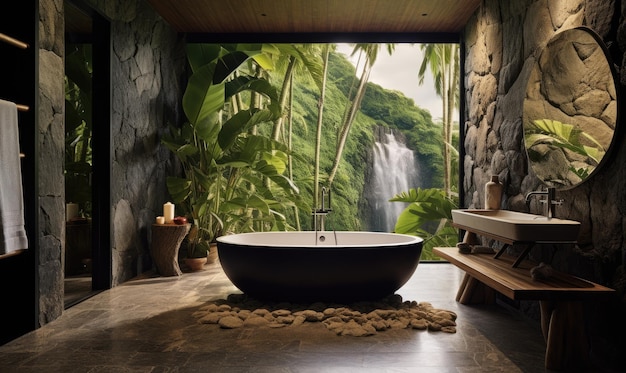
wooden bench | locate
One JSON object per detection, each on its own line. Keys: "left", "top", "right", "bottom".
{"left": 433, "top": 246, "right": 615, "bottom": 371}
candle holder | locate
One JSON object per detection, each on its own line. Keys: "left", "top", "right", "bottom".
{"left": 150, "top": 223, "right": 190, "bottom": 276}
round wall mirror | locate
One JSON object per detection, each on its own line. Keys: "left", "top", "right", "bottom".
{"left": 523, "top": 27, "right": 618, "bottom": 189}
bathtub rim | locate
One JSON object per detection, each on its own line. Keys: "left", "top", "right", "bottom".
{"left": 216, "top": 231, "right": 423, "bottom": 248}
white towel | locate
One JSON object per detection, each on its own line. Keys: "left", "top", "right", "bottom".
{"left": 0, "top": 99, "right": 28, "bottom": 255}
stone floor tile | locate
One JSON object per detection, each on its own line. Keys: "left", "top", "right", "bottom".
{"left": 0, "top": 262, "right": 559, "bottom": 372}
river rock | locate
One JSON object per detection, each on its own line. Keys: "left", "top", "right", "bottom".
{"left": 193, "top": 294, "right": 457, "bottom": 335}
{"left": 218, "top": 315, "right": 244, "bottom": 329}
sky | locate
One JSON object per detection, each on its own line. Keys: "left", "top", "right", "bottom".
{"left": 336, "top": 43, "right": 448, "bottom": 122}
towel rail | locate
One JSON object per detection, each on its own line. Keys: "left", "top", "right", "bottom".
{"left": 0, "top": 101, "right": 29, "bottom": 112}
{"left": 0, "top": 249, "right": 26, "bottom": 260}
{"left": 0, "top": 33, "right": 28, "bottom": 49}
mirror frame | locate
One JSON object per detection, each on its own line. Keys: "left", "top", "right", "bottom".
{"left": 523, "top": 26, "right": 619, "bottom": 190}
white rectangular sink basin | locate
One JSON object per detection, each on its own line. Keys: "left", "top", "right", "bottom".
{"left": 451, "top": 209, "right": 580, "bottom": 242}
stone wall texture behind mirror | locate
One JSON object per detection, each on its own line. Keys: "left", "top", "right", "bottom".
{"left": 463, "top": 0, "right": 625, "bottom": 365}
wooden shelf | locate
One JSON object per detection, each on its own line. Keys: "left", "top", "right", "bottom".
{"left": 433, "top": 247, "right": 615, "bottom": 301}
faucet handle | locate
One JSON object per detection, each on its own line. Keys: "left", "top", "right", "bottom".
{"left": 539, "top": 198, "right": 563, "bottom": 205}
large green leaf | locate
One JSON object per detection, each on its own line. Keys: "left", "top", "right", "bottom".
{"left": 217, "top": 109, "right": 274, "bottom": 151}
{"left": 274, "top": 44, "right": 326, "bottom": 92}
{"left": 254, "top": 160, "right": 299, "bottom": 194}
{"left": 261, "top": 151, "right": 289, "bottom": 175}
{"left": 190, "top": 165, "right": 213, "bottom": 191}
{"left": 225, "top": 76, "right": 279, "bottom": 103}
{"left": 244, "top": 194, "right": 271, "bottom": 215}
{"left": 214, "top": 51, "right": 257, "bottom": 84}
{"left": 166, "top": 176, "right": 192, "bottom": 203}
{"left": 394, "top": 204, "right": 425, "bottom": 234}
{"left": 392, "top": 188, "right": 457, "bottom": 234}
{"left": 392, "top": 188, "right": 459, "bottom": 261}
{"left": 224, "top": 75, "right": 256, "bottom": 98}
{"left": 183, "top": 63, "right": 225, "bottom": 126}
{"left": 252, "top": 53, "right": 274, "bottom": 71}
{"left": 220, "top": 196, "right": 248, "bottom": 212}
{"left": 391, "top": 188, "right": 455, "bottom": 218}
{"left": 420, "top": 226, "right": 459, "bottom": 260}
{"left": 227, "top": 44, "right": 275, "bottom": 71}
{"left": 526, "top": 119, "right": 605, "bottom": 163}
{"left": 186, "top": 44, "right": 222, "bottom": 72}
{"left": 530, "top": 119, "right": 577, "bottom": 143}
{"left": 194, "top": 112, "right": 221, "bottom": 143}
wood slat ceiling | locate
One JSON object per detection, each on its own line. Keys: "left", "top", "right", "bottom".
{"left": 145, "top": 0, "right": 481, "bottom": 34}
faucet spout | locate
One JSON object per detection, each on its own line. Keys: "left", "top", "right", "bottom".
{"left": 525, "top": 187, "right": 562, "bottom": 218}
{"left": 313, "top": 186, "right": 333, "bottom": 231}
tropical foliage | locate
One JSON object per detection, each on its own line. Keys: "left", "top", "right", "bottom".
{"left": 282, "top": 49, "right": 446, "bottom": 230}
{"left": 164, "top": 42, "right": 459, "bottom": 258}
{"left": 525, "top": 118, "right": 605, "bottom": 183}
{"left": 418, "top": 44, "right": 460, "bottom": 198}
{"left": 65, "top": 43, "right": 93, "bottom": 217}
{"left": 391, "top": 188, "right": 459, "bottom": 260}
{"left": 163, "top": 44, "right": 304, "bottom": 257}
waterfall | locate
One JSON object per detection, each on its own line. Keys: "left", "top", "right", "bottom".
{"left": 365, "top": 127, "right": 419, "bottom": 232}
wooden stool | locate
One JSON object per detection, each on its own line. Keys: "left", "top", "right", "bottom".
{"left": 150, "top": 223, "right": 190, "bottom": 276}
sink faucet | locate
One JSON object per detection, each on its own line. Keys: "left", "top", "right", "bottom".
{"left": 313, "top": 186, "right": 332, "bottom": 231}
{"left": 525, "top": 187, "right": 563, "bottom": 219}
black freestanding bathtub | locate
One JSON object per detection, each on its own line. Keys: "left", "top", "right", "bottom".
{"left": 216, "top": 231, "right": 423, "bottom": 302}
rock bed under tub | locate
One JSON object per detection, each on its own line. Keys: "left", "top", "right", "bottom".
{"left": 192, "top": 293, "right": 457, "bottom": 336}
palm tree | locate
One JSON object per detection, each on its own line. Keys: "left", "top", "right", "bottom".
{"left": 271, "top": 44, "right": 324, "bottom": 142}
{"left": 418, "top": 44, "right": 459, "bottom": 197}
{"left": 267, "top": 44, "right": 325, "bottom": 228}
{"left": 313, "top": 44, "right": 331, "bottom": 215}
{"left": 327, "top": 43, "right": 395, "bottom": 189}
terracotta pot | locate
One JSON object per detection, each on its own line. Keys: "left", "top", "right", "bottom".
{"left": 207, "top": 243, "right": 219, "bottom": 264}
{"left": 185, "top": 257, "right": 207, "bottom": 271}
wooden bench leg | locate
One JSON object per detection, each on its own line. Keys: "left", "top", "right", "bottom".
{"left": 456, "top": 273, "right": 495, "bottom": 305}
{"left": 540, "top": 300, "right": 589, "bottom": 371}
{"left": 512, "top": 243, "right": 535, "bottom": 268}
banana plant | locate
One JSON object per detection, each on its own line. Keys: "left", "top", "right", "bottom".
{"left": 162, "top": 44, "right": 303, "bottom": 257}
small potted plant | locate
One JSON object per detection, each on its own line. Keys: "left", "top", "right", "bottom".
{"left": 182, "top": 219, "right": 212, "bottom": 271}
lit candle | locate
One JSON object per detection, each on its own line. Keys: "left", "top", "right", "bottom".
{"left": 155, "top": 216, "right": 165, "bottom": 225}
{"left": 163, "top": 202, "right": 175, "bottom": 224}
{"left": 66, "top": 203, "right": 79, "bottom": 222}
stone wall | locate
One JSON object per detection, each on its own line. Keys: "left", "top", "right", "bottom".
{"left": 35, "top": 0, "right": 185, "bottom": 327}
{"left": 38, "top": 0, "right": 65, "bottom": 325}
{"left": 86, "top": 0, "right": 185, "bottom": 285}
{"left": 464, "top": 0, "right": 625, "bottom": 366}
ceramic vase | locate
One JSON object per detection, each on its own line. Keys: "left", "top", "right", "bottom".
{"left": 485, "top": 175, "right": 503, "bottom": 209}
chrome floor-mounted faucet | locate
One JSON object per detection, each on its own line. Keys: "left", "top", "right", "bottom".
{"left": 312, "top": 186, "right": 332, "bottom": 231}
{"left": 525, "top": 187, "right": 563, "bottom": 219}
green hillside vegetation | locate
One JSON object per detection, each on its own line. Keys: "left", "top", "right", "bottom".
{"left": 267, "top": 49, "right": 444, "bottom": 231}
